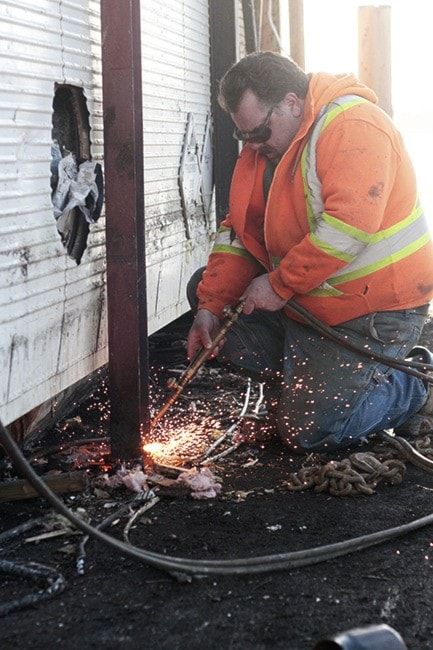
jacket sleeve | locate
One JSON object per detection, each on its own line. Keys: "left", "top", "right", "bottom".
{"left": 197, "top": 218, "right": 262, "bottom": 317}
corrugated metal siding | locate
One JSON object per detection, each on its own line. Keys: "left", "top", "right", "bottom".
{"left": 0, "top": 0, "right": 214, "bottom": 428}
{"left": 142, "top": 0, "right": 214, "bottom": 331}
{"left": 0, "top": 0, "right": 106, "bottom": 426}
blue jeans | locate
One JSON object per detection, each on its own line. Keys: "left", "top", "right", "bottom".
{"left": 187, "top": 268, "right": 429, "bottom": 452}
{"left": 218, "top": 307, "right": 428, "bottom": 453}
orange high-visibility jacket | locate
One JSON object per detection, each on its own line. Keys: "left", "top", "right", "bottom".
{"left": 197, "top": 72, "right": 433, "bottom": 324}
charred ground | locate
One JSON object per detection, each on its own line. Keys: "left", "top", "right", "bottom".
{"left": 1, "top": 314, "right": 433, "bottom": 649}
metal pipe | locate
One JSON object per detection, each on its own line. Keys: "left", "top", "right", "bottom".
{"left": 314, "top": 623, "right": 407, "bottom": 650}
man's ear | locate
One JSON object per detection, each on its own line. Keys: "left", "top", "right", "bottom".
{"left": 283, "top": 92, "right": 303, "bottom": 118}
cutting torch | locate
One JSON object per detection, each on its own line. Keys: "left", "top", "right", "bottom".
{"left": 150, "top": 299, "right": 245, "bottom": 429}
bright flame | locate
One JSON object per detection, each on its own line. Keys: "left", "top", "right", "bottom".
{"left": 143, "top": 421, "right": 217, "bottom": 464}
{"left": 143, "top": 442, "right": 164, "bottom": 454}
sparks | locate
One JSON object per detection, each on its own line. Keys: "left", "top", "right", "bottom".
{"left": 143, "top": 421, "right": 216, "bottom": 464}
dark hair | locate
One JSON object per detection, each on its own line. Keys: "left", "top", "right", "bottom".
{"left": 218, "top": 51, "right": 309, "bottom": 113}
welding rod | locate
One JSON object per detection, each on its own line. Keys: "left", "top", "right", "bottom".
{"left": 150, "top": 299, "right": 245, "bottom": 429}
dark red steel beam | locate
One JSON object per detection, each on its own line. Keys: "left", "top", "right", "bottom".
{"left": 209, "top": 0, "right": 239, "bottom": 224}
{"left": 100, "top": 0, "right": 149, "bottom": 461}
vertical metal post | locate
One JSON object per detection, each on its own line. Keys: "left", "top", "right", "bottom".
{"left": 209, "top": 0, "right": 239, "bottom": 224}
{"left": 259, "top": 0, "right": 280, "bottom": 52}
{"left": 289, "top": 0, "right": 305, "bottom": 68}
{"left": 241, "top": 0, "right": 258, "bottom": 54}
{"left": 100, "top": 0, "right": 149, "bottom": 461}
{"left": 358, "top": 5, "right": 392, "bottom": 117}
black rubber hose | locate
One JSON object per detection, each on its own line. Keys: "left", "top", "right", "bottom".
{"left": 2, "top": 419, "right": 433, "bottom": 577}
{"left": 0, "top": 558, "right": 66, "bottom": 616}
{"left": 287, "top": 299, "right": 433, "bottom": 383}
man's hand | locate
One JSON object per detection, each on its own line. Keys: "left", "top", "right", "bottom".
{"left": 187, "top": 309, "right": 223, "bottom": 360}
{"left": 241, "top": 274, "right": 287, "bottom": 315}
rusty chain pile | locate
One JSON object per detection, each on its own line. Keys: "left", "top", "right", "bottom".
{"left": 284, "top": 450, "right": 407, "bottom": 497}
{"left": 414, "top": 434, "right": 433, "bottom": 459}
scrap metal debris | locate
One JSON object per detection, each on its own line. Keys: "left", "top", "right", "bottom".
{"left": 123, "top": 495, "right": 161, "bottom": 543}
{"left": 24, "top": 512, "right": 89, "bottom": 543}
{"left": 75, "top": 491, "right": 158, "bottom": 575}
{"left": 200, "top": 378, "right": 253, "bottom": 462}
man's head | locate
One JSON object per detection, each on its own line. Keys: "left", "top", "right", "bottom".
{"left": 218, "top": 51, "right": 309, "bottom": 162}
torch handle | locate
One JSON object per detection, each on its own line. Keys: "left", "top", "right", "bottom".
{"left": 150, "top": 299, "right": 245, "bottom": 429}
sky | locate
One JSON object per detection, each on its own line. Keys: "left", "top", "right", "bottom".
{"left": 302, "top": 0, "right": 432, "bottom": 116}
{"left": 301, "top": 1, "right": 433, "bottom": 220}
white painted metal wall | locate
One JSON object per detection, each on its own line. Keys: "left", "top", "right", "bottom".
{"left": 142, "top": 0, "right": 214, "bottom": 331}
{"left": 0, "top": 0, "right": 106, "bottom": 428}
{"left": 0, "top": 0, "right": 214, "bottom": 429}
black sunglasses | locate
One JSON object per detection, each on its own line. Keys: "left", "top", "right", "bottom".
{"left": 233, "top": 106, "right": 274, "bottom": 143}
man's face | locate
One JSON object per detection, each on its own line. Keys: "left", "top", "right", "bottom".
{"left": 231, "top": 89, "right": 304, "bottom": 163}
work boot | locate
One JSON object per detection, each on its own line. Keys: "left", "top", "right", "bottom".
{"left": 395, "top": 346, "right": 433, "bottom": 437}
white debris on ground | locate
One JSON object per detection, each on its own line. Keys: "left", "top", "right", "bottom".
{"left": 176, "top": 467, "right": 222, "bottom": 499}
{"left": 101, "top": 465, "right": 149, "bottom": 493}
{"left": 98, "top": 464, "right": 222, "bottom": 500}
